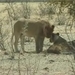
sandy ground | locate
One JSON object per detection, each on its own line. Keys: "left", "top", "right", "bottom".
{"left": 0, "top": 2, "right": 75, "bottom": 75}
{"left": 0, "top": 39, "right": 75, "bottom": 75}
{"left": 1, "top": 24, "right": 75, "bottom": 75}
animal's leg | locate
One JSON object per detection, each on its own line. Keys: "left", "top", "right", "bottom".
{"left": 35, "top": 38, "right": 40, "bottom": 53}
{"left": 39, "top": 37, "right": 44, "bottom": 52}
{"left": 35, "top": 36, "right": 44, "bottom": 53}
{"left": 14, "top": 34, "right": 20, "bottom": 52}
{"left": 11, "top": 32, "right": 15, "bottom": 59}
{"left": 20, "top": 34, "right": 25, "bottom": 52}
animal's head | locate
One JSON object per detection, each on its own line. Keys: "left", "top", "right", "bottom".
{"left": 43, "top": 25, "right": 55, "bottom": 38}
{"left": 50, "top": 33, "right": 59, "bottom": 43}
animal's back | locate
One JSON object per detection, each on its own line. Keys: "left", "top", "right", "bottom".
{"left": 14, "top": 19, "right": 49, "bottom": 37}
{"left": 54, "top": 36, "right": 67, "bottom": 44}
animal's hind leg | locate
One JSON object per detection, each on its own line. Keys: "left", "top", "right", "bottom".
{"left": 11, "top": 33, "right": 15, "bottom": 59}
{"left": 14, "top": 34, "right": 20, "bottom": 52}
{"left": 20, "top": 34, "right": 25, "bottom": 52}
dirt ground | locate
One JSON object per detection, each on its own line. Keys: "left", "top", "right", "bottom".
{"left": 0, "top": 38, "right": 75, "bottom": 75}
{"left": 0, "top": 2, "right": 75, "bottom": 75}
{"left": 1, "top": 24, "right": 75, "bottom": 75}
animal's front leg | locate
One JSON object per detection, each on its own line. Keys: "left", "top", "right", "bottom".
{"left": 35, "top": 38, "right": 40, "bottom": 53}
{"left": 35, "top": 36, "right": 44, "bottom": 53}
{"left": 39, "top": 37, "right": 44, "bottom": 52}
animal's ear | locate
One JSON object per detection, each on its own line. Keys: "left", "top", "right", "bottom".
{"left": 51, "top": 25, "right": 55, "bottom": 29}
{"left": 56, "top": 33, "right": 59, "bottom": 35}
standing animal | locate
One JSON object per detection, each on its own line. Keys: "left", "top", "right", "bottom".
{"left": 47, "top": 33, "right": 75, "bottom": 54}
{"left": 11, "top": 19, "right": 55, "bottom": 54}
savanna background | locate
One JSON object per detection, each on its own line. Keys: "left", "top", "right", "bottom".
{"left": 0, "top": 1, "right": 75, "bottom": 75}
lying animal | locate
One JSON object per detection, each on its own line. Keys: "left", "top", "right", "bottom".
{"left": 47, "top": 33, "right": 75, "bottom": 54}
